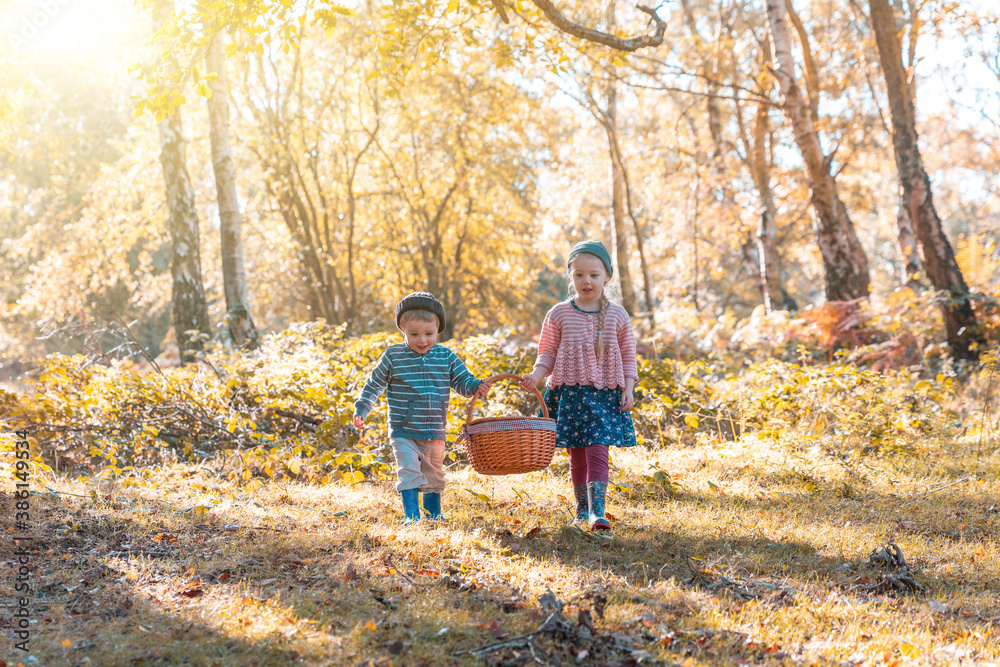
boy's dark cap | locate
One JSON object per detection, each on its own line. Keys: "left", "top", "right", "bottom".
{"left": 395, "top": 292, "right": 446, "bottom": 333}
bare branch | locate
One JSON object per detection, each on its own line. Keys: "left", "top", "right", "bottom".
{"left": 529, "top": 0, "right": 666, "bottom": 51}
{"left": 490, "top": 0, "right": 510, "bottom": 24}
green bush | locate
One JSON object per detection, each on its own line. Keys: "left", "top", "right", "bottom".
{"left": 0, "top": 319, "right": 980, "bottom": 490}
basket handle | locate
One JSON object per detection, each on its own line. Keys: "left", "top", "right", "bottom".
{"left": 466, "top": 373, "right": 549, "bottom": 424}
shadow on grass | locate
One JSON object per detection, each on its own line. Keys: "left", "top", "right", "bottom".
{"left": 3, "top": 491, "right": 308, "bottom": 667}
{"left": 12, "top": 472, "right": 1000, "bottom": 667}
{"left": 479, "top": 476, "right": 1000, "bottom": 598}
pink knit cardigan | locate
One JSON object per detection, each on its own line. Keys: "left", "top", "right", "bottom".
{"left": 532, "top": 300, "right": 639, "bottom": 390}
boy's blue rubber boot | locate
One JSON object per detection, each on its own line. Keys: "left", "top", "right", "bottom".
{"left": 422, "top": 492, "right": 443, "bottom": 520}
{"left": 400, "top": 489, "right": 421, "bottom": 524}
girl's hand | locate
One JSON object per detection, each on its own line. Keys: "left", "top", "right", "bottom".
{"left": 475, "top": 380, "right": 492, "bottom": 398}
{"left": 620, "top": 388, "right": 634, "bottom": 411}
{"left": 520, "top": 370, "right": 544, "bottom": 391}
{"left": 353, "top": 414, "right": 365, "bottom": 429}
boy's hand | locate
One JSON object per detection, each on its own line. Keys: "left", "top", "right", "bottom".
{"left": 352, "top": 415, "right": 365, "bottom": 429}
{"left": 475, "top": 380, "right": 492, "bottom": 398}
{"left": 520, "top": 370, "right": 544, "bottom": 391}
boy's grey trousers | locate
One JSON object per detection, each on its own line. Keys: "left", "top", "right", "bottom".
{"left": 390, "top": 437, "right": 446, "bottom": 493}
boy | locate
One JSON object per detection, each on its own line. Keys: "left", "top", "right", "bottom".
{"left": 353, "top": 292, "right": 490, "bottom": 523}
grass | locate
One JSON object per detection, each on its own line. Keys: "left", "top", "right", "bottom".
{"left": 3, "top": 429, "right": 999, "bottom": 666}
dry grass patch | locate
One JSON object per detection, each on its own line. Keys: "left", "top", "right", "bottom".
{"left": 3, "top": 432, "right": 1000, "bottom": 666}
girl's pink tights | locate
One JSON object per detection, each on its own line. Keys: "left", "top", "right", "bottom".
{"left": 568, "top": 445, "right": 609, "bottom": 484}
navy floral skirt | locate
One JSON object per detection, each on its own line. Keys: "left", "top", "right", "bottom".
{"left": 541, "top": 384, "right": 637, "bottom": 449}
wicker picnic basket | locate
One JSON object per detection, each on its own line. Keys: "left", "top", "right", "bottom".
{"left": 460, "top": 373, "right": 557, "bottom": 476}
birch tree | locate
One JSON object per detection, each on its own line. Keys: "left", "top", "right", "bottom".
{"left": 868, "top": 0, "right": 981, "bottom": 359}
{"left": 205, "top": 31, "right": 259, "bottom": 349}
{"left": 765, "top": 0, "right": 871, "bottom": 302}
{"left": 154, "top": 0, "right": 211, "bottom": 363}
{"left": 603, "top": 0, "right": 638, "bottom": 316}
{"left": 733, "top": 32, "right": 797, "bottom": 312}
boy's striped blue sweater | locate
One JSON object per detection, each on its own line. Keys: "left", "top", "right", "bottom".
{"left": 354, "top": 344, "right": 483, "bottom": 440}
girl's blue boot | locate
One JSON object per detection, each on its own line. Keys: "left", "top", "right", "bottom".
{"left": 572, "top": 484, "right": 589, "bottom": 526}
{"left": 400, "top": 489, "right": 421, "bottom": 524}
{"left": 587, "top": 481, "right": 611, "bottom": 531}
{"left": 422, "top": 492, "right": 443, "bottom": 520}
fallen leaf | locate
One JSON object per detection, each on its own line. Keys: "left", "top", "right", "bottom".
{"left": 488, "top": 619, "right": 506, "bottom": 638}
{"left": 464, "top": 488, "right": 491, "bottom": 503}
{"left": 524, "top": 526, "right": 543, "bottom": 540}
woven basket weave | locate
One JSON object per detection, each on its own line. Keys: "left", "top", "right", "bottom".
{"left": 461, "top": 373, "right": 556, "bottom": 476}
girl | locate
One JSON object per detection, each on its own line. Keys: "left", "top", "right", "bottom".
{"left": 521, "top": 241, "right": 638, "bottom": 531}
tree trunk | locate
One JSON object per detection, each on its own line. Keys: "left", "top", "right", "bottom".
{"left": 765, "top": 0, "right": 871, "bottom": 302}
{"left": 206, "top": 32, "right": 259, "bottom": 349}
{"left": 740, "top": 230, "right": 765, "bottom": 295}
{"left": 604, "top": 0, "right": 637, "bottom": 316}
{"left": 751, "top": 99, "right": 793, "bottom": 311}
{"left": 624, "top": 181, "right": 655, "bottom": 313}
{"left": 783, "top": 0, "right": 820, "bottom": 125}
{"left": 154, "top": 1, "right": 210, "bottom": 364}
{"left": 869, "top": 0, "right": 980, "bottom": 359}
{"left": 601, "top": 112, "right": 653, "bottom": 313}
{"left": 895, "top": 205, "right": 924, "bottom": 291}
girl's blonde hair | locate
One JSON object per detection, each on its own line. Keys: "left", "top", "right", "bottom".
{"left": 566, "top": 254, "right": 620, "bottom": 359}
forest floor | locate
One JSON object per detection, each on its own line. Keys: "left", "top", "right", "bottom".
{"left": 3, "top": 432, "right": 1000, "bottom": 666}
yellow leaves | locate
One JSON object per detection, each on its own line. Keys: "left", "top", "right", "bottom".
{"left": 181, "top": 505, "right": 211, "bottom": 518}
{"left": 465, "top": 488, "right": 491, "bottom": 504}
{"left": 336, "top": 470, "right": 364, "bottom": 485}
